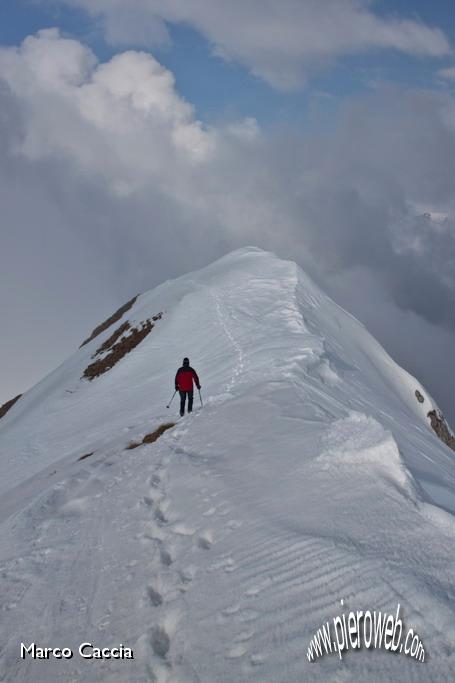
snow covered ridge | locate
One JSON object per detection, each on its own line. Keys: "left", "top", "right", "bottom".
{"left": 1, "top": 246, "right": 454, "bottom": 450}
{"left": 0, "top": 247, "right": 455, "bottom": 682}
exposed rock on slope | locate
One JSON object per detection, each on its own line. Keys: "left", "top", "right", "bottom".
{"left": 414, "top": 389, "right": 455, "bottom": 452}
{"left": 428, "top": 409, "right": 455, "bottom": 451}
{"left": 93, "top": 321, "right": 131, "bottom": 357}
{"left": 79, "top": 295, "right": 138, "bottom": 348}
{"left": 126, "top": 422, "right": 175, "bottom": 450}
{"left": 0, "top": 394, "right": 22, "bottom": 420}
{"left": 83, "top": 313, "right": 162, "bottom": 380}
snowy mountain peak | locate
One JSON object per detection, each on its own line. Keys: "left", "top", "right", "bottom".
{"left": 1, "top": 248, "right": 455, "bottom": 681}
{"left": 1, "top": 246, "right": 451, "bottom": 471}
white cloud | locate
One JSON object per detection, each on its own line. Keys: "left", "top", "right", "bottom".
{"left": 2, "top": 30, "right": 455, "bottom": 425}
{"left": 56, "top": 0, "right": 451, "bottom": 88}
{"left": 0, "top": 29, "right": 280, "bottom": 237}
{"left": 0, "top": 28, "right": 215, "bottom": 192}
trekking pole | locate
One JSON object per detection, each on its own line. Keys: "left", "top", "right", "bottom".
{"left": 166, "top": 391, "right": 177, "bottom": 409}
{"left": 198, "top": 389, "right": 203, "bottom": 407}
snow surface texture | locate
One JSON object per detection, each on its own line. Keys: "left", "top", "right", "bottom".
{"left": 0, "top": 247, "right": 454, "bottom": 682}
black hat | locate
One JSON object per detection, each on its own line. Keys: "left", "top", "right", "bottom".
{"left": 183, "top": 357, "right": 190, "bottom": 365}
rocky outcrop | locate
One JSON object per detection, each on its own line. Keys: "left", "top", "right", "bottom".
{"left": 427, "top": 410, "right": 455, "bottom": 452}
{"left": 93, "top": 321, "right": 130, "bottom": 357}
{"left": 414, "top": 388, "right": 455, "bottom": 452}
{"left": 0, "top": 394, "right": 22, "bottom": 420}
{"left": 83, "top": 313, "right": 162, "bottom": 380}
{"left": 78, "top": 452, "right": 94, "bottom": 461}
{"left": 79, "top": 295, "right": 139, "bottom": 348}
{"left": 126, "top": 422, "right": 175, "bottom": 450}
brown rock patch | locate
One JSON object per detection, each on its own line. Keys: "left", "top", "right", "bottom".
{"left": 94, "top": 321, "right": 130, "bottom": 357}
{"left": 126, "top": 441, "right": 141, "bottom": 450}
{"left": 79, "top": 295, "right": 139, "bottom": 348}
{"left": 0, "top": 394, "right": 22, "bottom": 420}
{"left": 143, "top": 422, "right": 176, "bottom": 443}
{"left": 78, "top": 452, "right": 94, "bottom": 461}
{"left": 126, "top": 422, "right": 176, "bottom": 450}
{"left": 83, "top": 314, "right": 162, "bottom": 380}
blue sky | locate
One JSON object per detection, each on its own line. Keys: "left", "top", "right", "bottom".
{"left": 2, "top": 0, "right": 455, "bottom": 128}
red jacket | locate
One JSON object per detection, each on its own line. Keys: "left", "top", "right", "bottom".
{"left": 175, "top": 366, "right": 200, "bottom": 392}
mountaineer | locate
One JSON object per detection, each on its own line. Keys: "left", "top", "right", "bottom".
{"left": 175, "top": 358, "right": 201, "bottom": 417}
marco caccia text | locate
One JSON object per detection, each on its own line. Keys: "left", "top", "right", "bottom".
{"left": 21, "top": 642, "right": 134, "bottom": 660}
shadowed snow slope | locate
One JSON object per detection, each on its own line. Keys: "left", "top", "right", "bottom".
{"left": 0, "top": 247, "right": 454, "bottom": 682}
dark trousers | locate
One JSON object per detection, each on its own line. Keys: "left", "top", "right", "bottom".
{"left": 179, "top": 390, "right": 193, "bottom": 416}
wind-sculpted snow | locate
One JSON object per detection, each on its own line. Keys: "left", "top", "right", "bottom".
{"left": 0, "top": 247, "right": 454, "bottom": 681}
